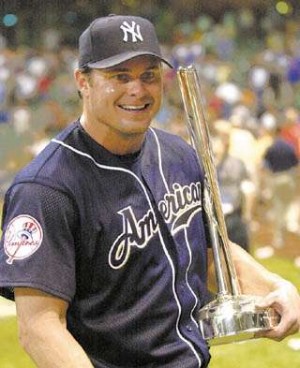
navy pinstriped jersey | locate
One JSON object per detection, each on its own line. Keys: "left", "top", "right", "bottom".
{"left": 0, "top": 120, "right": 211, "bottom": 367}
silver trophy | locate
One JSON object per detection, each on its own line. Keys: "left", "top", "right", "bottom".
{"left": 177, "top": 65, "right": 279, "bottom": 346}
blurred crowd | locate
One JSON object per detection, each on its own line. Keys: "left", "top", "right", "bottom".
{"left": 0, "top": 43, "right": 80, "bottom": 188}
{"left": 157, "top": 11, "right": 300, "bottom": 259}
{"left": 0, "top": 10, "right": 299, "bottom": 259}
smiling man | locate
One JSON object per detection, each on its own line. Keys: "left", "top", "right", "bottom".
{"left": 76, "top": 56, "right": 163, "bottom": 154}
{"left": 0, "top": 14, "right": 299, "bottom": 368}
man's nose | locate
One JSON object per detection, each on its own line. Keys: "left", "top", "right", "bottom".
{"left": 127, "top": 78, "right": 146, "bottom": 96}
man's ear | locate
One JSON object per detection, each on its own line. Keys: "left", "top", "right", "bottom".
{"left": 74, "top": 69, "right": 90, "bottom": 97}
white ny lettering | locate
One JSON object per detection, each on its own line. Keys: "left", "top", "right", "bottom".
{"left": 120, "top": 21, "right": 143, "bottom": 42}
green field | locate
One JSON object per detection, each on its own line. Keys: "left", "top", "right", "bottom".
{"left": 0, "top": 256, "right": 299, "bottom": 367}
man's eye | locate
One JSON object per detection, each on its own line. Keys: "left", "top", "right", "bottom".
{"left": 113, "top": 74, "right": 131, "bottom": 83}
{"left": 141, "top": 71, "right": 157, "bottom": 83}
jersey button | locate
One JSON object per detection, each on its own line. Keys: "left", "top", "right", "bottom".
{"left": 186, "top": 325, "right": 193, "bottom": 332}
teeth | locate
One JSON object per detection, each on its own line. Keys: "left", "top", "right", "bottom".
{"left": 120, "top": 104, "right": 147, "bottom": 111}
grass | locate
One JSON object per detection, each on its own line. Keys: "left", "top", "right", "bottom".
{"left": 0, "top": 256, "right": 299, "bottom": 367}
{"left": 210, "top": 255, "right": 300, "bottom": 367}
{"left": 210, "top": 334, "right": 300, "bottom": 368}
{"left": 0, "top": 317, "right": 35, "bottom": 368}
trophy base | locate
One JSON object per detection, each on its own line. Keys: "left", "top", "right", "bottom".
{"left": 198, "top": 294, "right": 280, "bottom": 346}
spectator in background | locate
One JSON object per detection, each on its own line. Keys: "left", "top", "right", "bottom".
{"left": 262, "top": 122, "right": 299, "bottom": 248}
{"left": 226, "top": 107, "right": 258, "bottom": 189}
{"left": 280, "top": 107, "right": 300, "bottom": 159}
{"left": 212, "top": 120, "right": 256, "bottom": 252}
{"left": 255, "top": 110, "right": 279, "bottom": 203}
{"left": 274, "top": 108, "right": 300, "bottom": 235}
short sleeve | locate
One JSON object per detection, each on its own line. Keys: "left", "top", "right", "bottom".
{"left": 0, "top": 182, "right": 78, "bottom": 302}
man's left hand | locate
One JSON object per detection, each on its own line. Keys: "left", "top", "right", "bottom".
{"left": 255, "top": 280, "right": 300, "bottom": 341}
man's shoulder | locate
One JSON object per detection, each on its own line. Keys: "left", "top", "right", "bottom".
{"left": 12, "top": 121, "right": 80, "bottom": 188}
{"left": 150, "top": 127, "right": 192, "bottom": 150}
{"left": 148, "top": 127, "right": 199, "bottom": 169}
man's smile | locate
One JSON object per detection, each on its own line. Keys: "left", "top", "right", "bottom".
{"left": 118, "top": 103, "right": 151, "bottom": 112}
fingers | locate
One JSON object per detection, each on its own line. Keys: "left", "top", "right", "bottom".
{"left": 256, "top": 318, "right": 299, "bottom": 341}
{"left": 254, "top": 282, "right": 300, "bottom": 341}
{"left": 257, "top": 322, "right": 299, "bottom": 341}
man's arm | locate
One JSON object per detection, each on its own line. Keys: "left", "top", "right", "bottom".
{"left": 229, "top": 242, "right": 300, "bottom": 340}
{"left": 14, "top": 288, "right": 94, "bottom": 368}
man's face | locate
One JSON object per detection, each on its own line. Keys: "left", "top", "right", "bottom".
{"left": 78, "top": 56, "right": 163, "bottom": 141}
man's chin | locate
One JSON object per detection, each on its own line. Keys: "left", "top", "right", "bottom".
{"left": 119, "top": 119, "right": 152, "bottom": 135}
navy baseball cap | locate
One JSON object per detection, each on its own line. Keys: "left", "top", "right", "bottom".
{"left": 78, "top": 14, "right": 173, "bottom": 69}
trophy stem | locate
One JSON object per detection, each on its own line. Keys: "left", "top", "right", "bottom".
{"left": 178, "top": 65, "right": 240, "bottom": 297}
{"left": 204, "top": 184, "right": 230, "bottom": 296}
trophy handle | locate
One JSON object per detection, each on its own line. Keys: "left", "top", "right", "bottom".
{"left": 177, "top": 65, "right": 280, "bottom": 345}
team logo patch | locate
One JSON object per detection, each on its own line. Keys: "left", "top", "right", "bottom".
{"left": 4, "top": 215, "right": 43, "bottom": 264}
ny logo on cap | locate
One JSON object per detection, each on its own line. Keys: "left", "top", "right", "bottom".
{"left": 120, "top": 21, "right": 143, "bottom": 42}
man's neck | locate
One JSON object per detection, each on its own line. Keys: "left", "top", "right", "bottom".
{"left": 79, "top": 115, "right": 146, "bottom": 156}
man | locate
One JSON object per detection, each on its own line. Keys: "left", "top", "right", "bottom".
{"left": 0, "top": 15, "right": 299, "bottom": 368}
{"left": 263, "top": 123, "right": 299, "bottom": 248}
{"left": 212, "top": 127, "right": 254, "bottom": 252}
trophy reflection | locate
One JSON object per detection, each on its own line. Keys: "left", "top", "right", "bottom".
{"left": 177, "top": 65, "right": 279, "bottom": 346}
